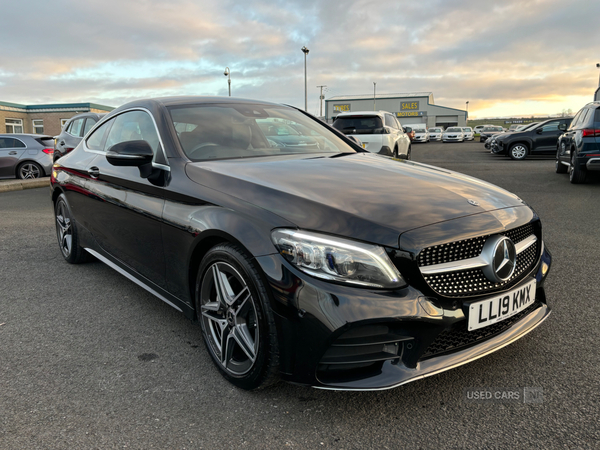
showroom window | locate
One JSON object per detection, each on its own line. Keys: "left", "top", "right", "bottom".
{"left": 5, "top": 118, "right": 23, "bottom": 133}
{"left": 32, "top": 119, "right": 44, "bottom": 134}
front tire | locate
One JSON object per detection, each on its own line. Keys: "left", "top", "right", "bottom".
{"left": 54, "top": 193, "right": 90, "bottom": 263}
{"left": 509, "top": 143, "right": 528, "bottom": 160}
{"left": 196, "top": 244, "right": 279, "bottom": 390}
{"left": 555, "top": 143, "right": 568, "bottom": 174}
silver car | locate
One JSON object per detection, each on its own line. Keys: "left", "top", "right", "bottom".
{"left": 0, "top": 134, "right": 54, "bottom": 179}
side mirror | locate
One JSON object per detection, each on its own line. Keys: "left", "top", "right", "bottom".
{"left": 536, "top": 128, "right": 543, "bottom": 134}
{"left": 106, "top": 140, "right": 154, "bottom": 178}
{"left": 403, "top": 126, "right": 412, "bottom": 133}
{"left": 558, "top": 124, "right": 567, "bottom": 131}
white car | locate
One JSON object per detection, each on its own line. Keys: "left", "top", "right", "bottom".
{"left": 462, "top": 127, "right": 474, "bottom": 140}
{"left": 428, "top": 127, "right": 443, "bottom": 141}
{"left": 332, "top": 111, "right": 412, "bottom": 159}
{"left": 442, "top": 127, "right": 465, "bottom": 142}
{"left": 412, "top": 127, "right": 430, "bottom": 143}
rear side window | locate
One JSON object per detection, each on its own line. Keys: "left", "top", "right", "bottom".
{"left": 0, "top": 138, "right": 26, "bottom": 148}
{"left": 69, "top": 118, "right": 85, "bottom": 137}
{"left": 83, "top": 118, "right": 97, "bottom": 136}
{"left": 541, "top": 121, "right": 560, "bottom": 132}
{"left": 384, "top": 114, "right": 397, "bottom": 129}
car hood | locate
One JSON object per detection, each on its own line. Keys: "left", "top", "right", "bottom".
{"left": 185, "top": 153, "right": 526, "bottom": 248}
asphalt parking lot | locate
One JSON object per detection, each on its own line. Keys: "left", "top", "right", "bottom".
{"left": 1, "top": 141, "right": 599, "bottom": 449}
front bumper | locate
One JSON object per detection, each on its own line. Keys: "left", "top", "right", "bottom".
{"left": 256, "top": 236, "right": 552, "bottom": 390}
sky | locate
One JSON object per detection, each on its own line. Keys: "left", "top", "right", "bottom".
{"left": 1, "top": 0, "right": 599, "bottom": 119}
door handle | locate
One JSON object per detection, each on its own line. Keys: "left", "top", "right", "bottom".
{"left": 9, "top": 151, "right": 17, "bottom": 155}
{"left": 88, "top": 167, "right": 100, "bottom": 178}
{"left": 60, "top": 141, "right": 65, "bottom": 146}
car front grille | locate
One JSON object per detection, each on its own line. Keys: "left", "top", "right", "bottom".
{"left": 420, "top": 302, "right": 541, "bottom": 360}
{"left": 417, "top": 223, "right": 540, "bottom": 297}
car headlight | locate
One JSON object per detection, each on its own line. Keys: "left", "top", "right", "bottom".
{"left": 272, "top": 229, "right": 406, "bottom": 289}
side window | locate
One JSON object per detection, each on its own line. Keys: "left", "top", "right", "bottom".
{"left": 69, "top": 118, "right": 85, "bottom": 137}
{"left": 12, "top": 138, "right": 26, "bottom": 148}
{"left": 104, "top": 111, "right": 160, "bottom": 155}
{"left": 0, "top": 138, "right": 12, "bottom": 148}
{"left": 86, "top": 118, "right": 114, "bottom": 151}
{"left": 385, "top": 114, "right": 398, "bottom": 129}
{"left": 594, "top": 107, "right": 600, "bottom": 125}
{"left": 541, "top": 121, "right": 559, "bottom": 133}
{"left": 83, "top": 118, "right": 97, "bottom": 136}
{"left": 578, "top": 108, "right": 591, "bottom": 128}
{"left": 568, "top": 110, "right": 582, "bottom": 130}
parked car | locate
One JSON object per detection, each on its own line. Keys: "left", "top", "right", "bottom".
{"left": 403, "top": 126, "right": 415, "bottom": 141}
{"left": 462, "top": 127, "right": 474, "bottom": 141}
{"left": 495, "top": 117, "right": 572, "bottom": 160}
{"left": 473, "top": 124, "right": 495, "bottom": 135}
{"left": 0, "top": 133, "right": 54, "bottom": 179}
{"left": 332, "top": 111, "right": 411, "bottom": 158}
{"left": 490, "top": 122, "right": 540, "bottom": 153}
{"left": 412, "top": 126, "right": 430, "bottom": 143}
{"left": 258, "top": 120, "right": 321, "bottom": 148}
{"left": 479, "top": 126, "right": 504, "bottom": 142}
{"left": 555, "top": 101, "right": 600, "bottom": 183}
{"left": 54, "top": 112, "right": 105, "bottom": 162}
{"left": 442, "top": 127, "right": 465, "bottom": 142}
{"left": 51, "top": 96, "right": 551, "bottom": 391}
{"left": 428, "top": 127, "right": 443, "bottom": 141}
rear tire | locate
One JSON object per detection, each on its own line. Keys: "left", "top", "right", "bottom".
{"left": 569, "top": 151, "right": 586, "bottom": 184}
{"left": 196, "top": 243, "right": 279, "bottom": 390}
{"left": 17, "top": 162, "right": 43, "bottom": 179}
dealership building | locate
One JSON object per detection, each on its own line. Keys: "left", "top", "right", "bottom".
{"left": 325, "top": 92, "right": 467, "bottom": 129}
{"left": 1, "top": 101, "right": 113, "bottom": 137}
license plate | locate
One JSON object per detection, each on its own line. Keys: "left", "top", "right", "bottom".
{"left": 468, "top": 279, "right": 536, "bottom": 331}
{"left": 362, "top": 143, "right": 366, "bottom": 148}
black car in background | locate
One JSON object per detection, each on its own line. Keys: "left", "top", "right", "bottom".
{"left": 489, "top": 122, "right": 540, "bottom": 153}
{"left": 479, "top": 126, "right": 504, "bottom": 142}
{"left": 54, "top": 112, "right": 105, "bottom": 162}
{"left": 556, "top": 102, "right": 600, "bottom": 183}
{"left": 496, "top": 117, "right": 572, "bottom": 160}
{"left": 50, "top": 96, "right": 552, "bottom": 391}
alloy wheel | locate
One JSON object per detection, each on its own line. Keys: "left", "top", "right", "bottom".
{"left": 199, "top": 262, "right": 259, "bottom": 376}
{"left": 55, "top": 201, "right": 73, "bottom": 258}
{"left": 19, "top": 163, "right": 41, "bottom": 179}
{"left": 510, "top": 145, "right": 527, "bottom": 160}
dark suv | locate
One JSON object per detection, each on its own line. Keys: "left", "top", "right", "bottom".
{"left": 495, "top": 117, "right": 572, "bottom": 160}
{"left": 555, "top": 102, "right": 600, "bottom": 183}
{"left": 54, "top": 112, "right": 105, "bottom": 162}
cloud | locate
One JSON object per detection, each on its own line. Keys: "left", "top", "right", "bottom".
{"left": 0, "top": 0, "right": 599, "bottom": 117}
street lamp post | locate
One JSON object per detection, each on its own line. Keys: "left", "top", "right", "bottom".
{"left": 302, "top": 46, "right": 309, "bottom": 111}
{"left": 466, "top": 101, "right": 469, "bottom": 121}
{"left": 224, "top": 67, "right": 231, "bottom": 96}
{"left": 596, "top": 63, "right": 600, "bottom": 87}
{"left": 373, "top": 82, "right": 376, "bottom": 111}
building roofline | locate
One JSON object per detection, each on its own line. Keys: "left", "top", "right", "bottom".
{"left": 0, "top": 101, "right": 114, "bottom": 112}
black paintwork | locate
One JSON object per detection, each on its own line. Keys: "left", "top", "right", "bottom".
{"left": 496, "top": 117, "right": 573, "bottom": 157}
{"left": 50, "top": 96, "right": 551, "bottom": 390}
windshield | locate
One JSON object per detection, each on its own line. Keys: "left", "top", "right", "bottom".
{"left": 332, "top": 116, "right": 384, "bottom": 135}
{"left": 429, "top": 128, "right": 442, "bottom": 132}
{"left": 446, "top": 127, "right": 463, "bottom": 132}
{"left": 482, "top": 126, "right": 503, "bottom": 132}
{"left": 462, "top": 128, "right": 472, "bottom": 132}
{"left": 170, "top": 104, "right": 355, "bottom": 161}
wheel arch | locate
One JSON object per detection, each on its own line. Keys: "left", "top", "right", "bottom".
{"left": 15, "top": 159, "right": 46, "bottom": 177}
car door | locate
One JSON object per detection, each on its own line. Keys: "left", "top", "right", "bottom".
{"left": 533, "top": 120, "right": 564, "bottom": 153}
{"left": 0, "top": 137, "right": 27, "bottom": 178}
{"left": 81, "top": 110, "right": 167, "bottom": 286}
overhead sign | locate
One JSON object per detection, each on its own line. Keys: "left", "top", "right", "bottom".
{"left": 401, "top": 101, "right": 420, "bottom": 111}
{"left": 333, "top": 104, "right": 351, "bottom": 113}
{"left": 396, "top": 111, "right": 426, "bottom": 117}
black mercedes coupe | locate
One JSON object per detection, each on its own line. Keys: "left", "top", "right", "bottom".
{"left": 50, "top": 96, "right": 552, "bottom": 390}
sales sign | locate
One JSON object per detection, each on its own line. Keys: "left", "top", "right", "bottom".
{"left": 401, "top": 101, "right": 420, "bottom": 110}
{"left": 396, "top": 111, "right": 426, "bottom": 117}
{"left": 333, "top": 104, "right": 351, "bottom": 113}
